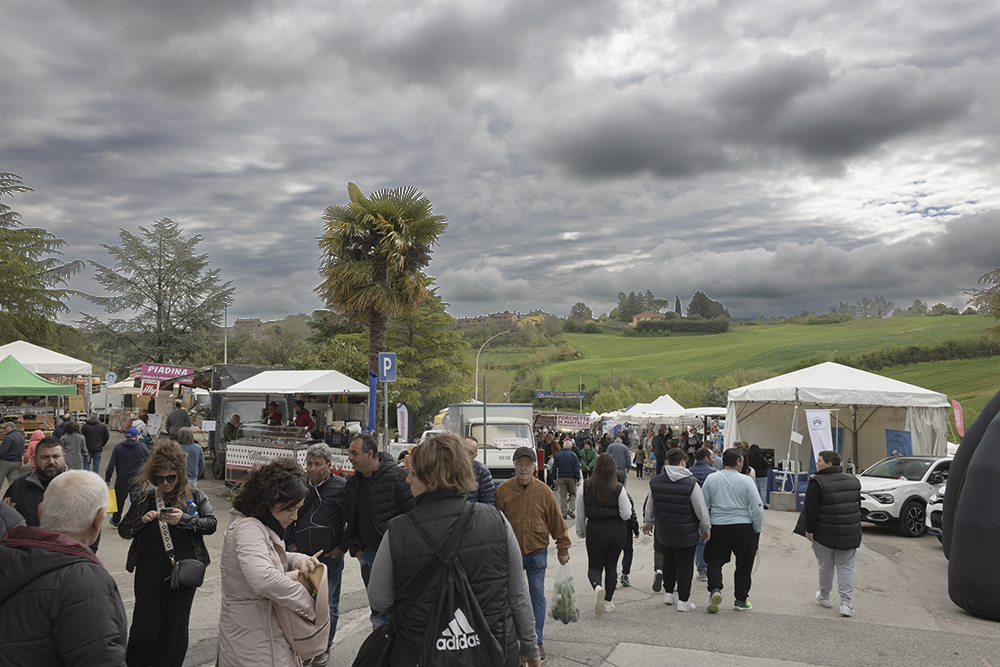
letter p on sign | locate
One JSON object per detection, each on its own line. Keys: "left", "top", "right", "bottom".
{"left": 378, "top": 352, "right": 396, "bottom": 382}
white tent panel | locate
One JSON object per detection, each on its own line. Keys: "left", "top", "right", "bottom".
{"left": 218, "top": 370, "right": 368, "bottom": 396}
{"left": 0, "top": 340, "right": 92, "bottom": 376}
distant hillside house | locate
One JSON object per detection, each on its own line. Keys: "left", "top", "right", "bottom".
{"left": 493, "top": 310, "right": 518, "bottom": 325}
{"left": 630, "top": 310, "right": 665, "bottom": 328}
{"left": 519, "top": 310, "right": 548, "bottom": 327}
{"left": 233, "top": 318, "right": 261, "bottom": 332}
{"left": 455, "top": 315, "right": 491, "bottom": 328}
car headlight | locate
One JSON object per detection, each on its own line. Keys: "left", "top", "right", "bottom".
{"left": 869, "top": 492, "right": 895, "bottom": 504}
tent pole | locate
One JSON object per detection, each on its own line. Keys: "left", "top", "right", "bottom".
{"left": 852, "top": 405, "right": 859, "bottom": 468}
{"left": 791, "top": 389, "right": 800, "bottom": 473}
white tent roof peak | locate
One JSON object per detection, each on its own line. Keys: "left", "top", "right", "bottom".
{"left": 217, "top": 369, "right": 368, "bottom": 395}
{"left": 0, "top": 340, "right": 92, "bottom": 376}
{"left": 727, "top": 361, "right": 948, "bottom": 408}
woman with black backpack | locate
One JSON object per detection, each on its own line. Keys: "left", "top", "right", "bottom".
{"left": 367, "top": 433, "right": 540, "bottom": 666}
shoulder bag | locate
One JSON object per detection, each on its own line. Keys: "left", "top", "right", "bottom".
{"left": 154, "top": 491, "right": 207, "bottom": 589}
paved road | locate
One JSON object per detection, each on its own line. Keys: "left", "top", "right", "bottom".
{"left": 77, "top": 435, "right": 997, "bottom": 667}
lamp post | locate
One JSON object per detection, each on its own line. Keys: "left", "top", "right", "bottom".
{"left": 475, "top": 329, "right": 514, "bottom": 402}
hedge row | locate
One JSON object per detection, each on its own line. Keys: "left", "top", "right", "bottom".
{"left": 633, "top": 319, "right": 730, "bottom": 334}
{"left": 786, "top": 336, "right": 1000, "bottom": 373}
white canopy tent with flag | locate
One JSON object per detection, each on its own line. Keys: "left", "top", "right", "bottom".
{"left": 723, "top": 362, "right": 949, "bottom": 471}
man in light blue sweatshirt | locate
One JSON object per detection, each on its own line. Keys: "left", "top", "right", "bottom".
{"left": 701, "top": 447, "right": 764, "bottom": 613}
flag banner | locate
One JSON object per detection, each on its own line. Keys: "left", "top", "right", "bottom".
{"left": 951, "top": 399, "right": 965, "bottom": 438}
{"left": 805, "top": 409, "right": 832, "bottom": 462}
{"left": 396, "top": 403, "right": 409, "bottom": 443}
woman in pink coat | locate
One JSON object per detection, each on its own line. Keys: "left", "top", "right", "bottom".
{"left": 22, "top": 430, "right": 45, "bottom": 467}
{"left": 217, "top": 459, "right": 321, "bottom": 667}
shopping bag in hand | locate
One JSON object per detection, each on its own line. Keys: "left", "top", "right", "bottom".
{"left": 550, "top": 563, "right": 579, "bottom": 624}
{"left": 107, "top": 489, "right": 118, "bottom": 514}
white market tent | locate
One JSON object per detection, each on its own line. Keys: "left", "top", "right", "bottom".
{"left": 0, "top": 340, "right": 92, "bottom": 376}
{"left": 106, "top": 377, "right": 143, "bottom": 394}
{"left": 217, "top": 370, "right": 369, "bottom": 396}
{"left": 622, "top": 394, "right": 705, "bottom": 425}
{"left": 723, "top": 362, "right": 948, "bottom": 470}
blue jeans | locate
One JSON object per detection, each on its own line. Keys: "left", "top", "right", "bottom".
{"left": 320, "top": 555, "right": 344, "bottom": 648}
{"left": 695, "top": 533, "right": 707, "bottom": 576}
{"left": 756, "top": 476, "right": 768, "bottom": 504}
{"left": 87, "top": 451, "right": 102, "bottom": 474}
{"left": 522, "top": 550, "right": 547, "bottom": 645}
{"left": 358, "top": 550, "right": 391, "bottom": 629}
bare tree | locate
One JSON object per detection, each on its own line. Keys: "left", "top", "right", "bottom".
{"left": 873, "top": 296, "right": 896, "bottom": 318}
{"left": 855, "top": 297, "right": 875, "bottom": 318}
{"left": 828, "top": 301, "right": 857, "bottom": 316}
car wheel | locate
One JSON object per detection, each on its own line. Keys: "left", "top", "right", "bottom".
{"left": 212, "top": 452, "right": 224, "bottom": 479}
{"left": 897, "top": 499, "right": 927, "bottom": 537}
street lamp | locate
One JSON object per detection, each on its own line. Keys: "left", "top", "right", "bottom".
{"left": 475, "top": 329, "right": 514, "bottom": 402}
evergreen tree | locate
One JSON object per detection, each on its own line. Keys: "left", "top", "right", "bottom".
{"left": 386, "top": 287, "right": 472, "bottom": 434}
{"left": 675, "top": 295, "right": 681, "bottom": 315}
{"left": 0, "top": 173, "right": 84, "bottom": 345}
{"left": 80, "top": 218, "right": 234, "bottom": 366}
{"left": 687, "top": 291, "right": 731, "bottom": 319}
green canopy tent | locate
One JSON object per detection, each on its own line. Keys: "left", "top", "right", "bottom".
{"left": 0, "top": 355, "right": 77, "bottom": 396}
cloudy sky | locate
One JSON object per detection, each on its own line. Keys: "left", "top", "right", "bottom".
{"left": 2, "top": 0, "right": 998, "bottom": 323}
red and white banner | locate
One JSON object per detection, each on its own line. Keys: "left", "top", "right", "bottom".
{"left": 140, "top": 380, "right": 159, "bottom": 397}
{"left": 534, "top": 413, "right": 591, "bottom": 430}
{"left": 396, "top": 403, "right": 409, "bottom": 443}
{"left": 951, "top": 399, "right": 965, "bottom": 438}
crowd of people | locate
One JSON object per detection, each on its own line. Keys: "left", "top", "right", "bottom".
{"left": 0, "top": 414, "right": 862, "bottom": 666}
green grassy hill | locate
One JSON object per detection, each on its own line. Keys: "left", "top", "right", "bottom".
{"left": 479, "top": 315, "right": 999, "bottom": 423}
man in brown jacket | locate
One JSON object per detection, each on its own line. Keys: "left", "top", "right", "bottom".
{"left": 496, "top": 446, "right": 572, "bottom": 663}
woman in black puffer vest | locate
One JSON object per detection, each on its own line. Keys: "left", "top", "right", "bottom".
{"left": 368, "top": 433, "right": 540, "bottom": 667}
{"left": 576, "top": 453, "right": 631, "bottom": 616}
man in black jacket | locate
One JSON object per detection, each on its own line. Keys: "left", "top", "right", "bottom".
{"left": 81, "top": 413, "right": 110, "bottom": 474}
{"left": 343, "top": 433, "right": 414, "bottom": 626}
{"left": 3, "top": 437, "right": 66, "bottom": 527}
{"left": 286, "top": 443, "right": 347, "bottom": 667}
{"left": 794, "top": 450, "right": 862, "bottom": 617}
{"left": 0, "top": 469, "right": 128, "bottom": 666}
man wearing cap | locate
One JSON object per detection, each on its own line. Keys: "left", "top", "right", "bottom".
{"left": 262, "top": 401, "right": 283, "bottom": 426}
{"left": 496, "top": 446, "right": 572, "bottom": 663}
{"left": 104, "top": 428, "right": 150, "bottom": 526}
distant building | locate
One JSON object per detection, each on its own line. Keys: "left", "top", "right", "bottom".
{"left": 630, "top": 310, "right": 665, "bottom": 327}
{"left": 233, "top": 318, "right": 261, "bottom": 332}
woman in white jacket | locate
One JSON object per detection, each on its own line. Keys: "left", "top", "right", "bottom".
{"left": 218, "top": 459, "right": 321, "bottom": 667}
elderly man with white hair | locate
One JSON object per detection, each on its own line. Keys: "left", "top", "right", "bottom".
{"left": 0, "top": 470, "right": 128, "bottom": 666}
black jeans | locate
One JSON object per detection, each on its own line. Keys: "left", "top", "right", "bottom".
{"left": 703, "top": 523, "right": 760, "bottom": 603}
{"left": 662, "top": 543, "right": 697, "bottom": 601}
{"left": 621, "top": 525, "right": 634, "bottom": 575}
{"left": 585, "top": 518, "right": 626, "bottom": 601}
{"left": 127, "top": 555, "right": 197, "bottom": 667}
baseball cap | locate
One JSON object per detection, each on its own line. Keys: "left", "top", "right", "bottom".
{"left": 513, "top": 446, "right": 536, "bottom": 462}
{"left": 125, "top": 428, "right": 139, "bottom": 437}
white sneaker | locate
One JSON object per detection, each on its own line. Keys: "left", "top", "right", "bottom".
{"left": 594, "top": 585, "right": 605, "bottom": 616}
{"left": 676, "top": 600, "right": 696, "bottom": 612}
{"left": 816, "top": 591, "right": 834, "bottom": 608}
{"left": 603, "top": 601, "right": 616, "bottom": 613}
{"left": 840, "top": 603, "right": 854, "bottom": 617}
{"left": 664, "top": 591, "right": 674, "bottom": 605}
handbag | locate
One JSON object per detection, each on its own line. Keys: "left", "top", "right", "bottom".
{"left": 155, "top": 490, "right": 207, "bottom": 589}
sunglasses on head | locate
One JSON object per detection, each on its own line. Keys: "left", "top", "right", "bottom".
{"left": 153, "top": 474, "right": 178, "bottom": 485}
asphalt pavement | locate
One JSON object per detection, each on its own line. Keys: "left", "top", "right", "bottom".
{"left": 75, "top": 433, "right": 998, "bottom": 667}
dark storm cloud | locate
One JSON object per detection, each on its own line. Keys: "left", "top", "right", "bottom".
{"left": 1, "top": 0, "right": 996, "bottom": 325}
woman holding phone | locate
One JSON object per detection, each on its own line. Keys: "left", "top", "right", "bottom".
{"left": 118, "top": 441, "right": 217, "bottom": 667}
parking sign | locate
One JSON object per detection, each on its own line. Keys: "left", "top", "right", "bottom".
{"left": 378, "top": 352, "right": 396, "bottom": 382}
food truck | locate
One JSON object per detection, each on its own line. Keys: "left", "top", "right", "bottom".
{"left": 210, "top": 369, "right": 369, "bottom": 480}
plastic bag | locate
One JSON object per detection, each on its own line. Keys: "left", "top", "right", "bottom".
{"left": 550, "top": 563, "right": 579, "bottom": 624}
{"left": 107, "top": 489, "right": 118, "bottom": 514}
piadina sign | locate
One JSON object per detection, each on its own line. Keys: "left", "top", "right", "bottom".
{"left": 141, "top": 363, "right": 195, "bottom": 385}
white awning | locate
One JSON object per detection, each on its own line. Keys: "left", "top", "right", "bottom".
{"left": 216, "top": 370, "right": 369, "bottom": 396}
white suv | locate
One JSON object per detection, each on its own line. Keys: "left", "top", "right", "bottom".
{"left": 858, "top": 455, "right": 952, "bottom": 537}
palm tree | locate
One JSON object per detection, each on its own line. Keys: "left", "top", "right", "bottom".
{"left": 316, "top": 183, "right": 448, "bottom": 427}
